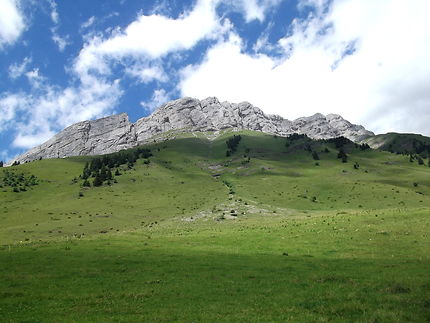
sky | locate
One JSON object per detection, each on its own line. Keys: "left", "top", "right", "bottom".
{"left": 1, "top": 0, "right": 430, "bottom": 162}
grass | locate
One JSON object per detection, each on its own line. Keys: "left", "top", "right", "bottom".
{"left": 0, "top": 130, "right": 429, "bottom": 322}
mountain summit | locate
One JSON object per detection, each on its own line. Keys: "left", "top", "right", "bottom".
{"left": 11, "top": 97, "right": 374, "bottom": 164}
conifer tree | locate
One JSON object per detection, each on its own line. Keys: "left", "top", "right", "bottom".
{"left": 93, "top": 172, "right": 103, "bottom": 187}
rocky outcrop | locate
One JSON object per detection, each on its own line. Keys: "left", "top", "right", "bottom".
{"left": 11, "top": 96, "right": 374, "bottom": 164}
{"left": 291, "top": 113, "right": 373, "bottom": 142}
{"left": 14, "top": 113, "right": 136, "bottom": 163}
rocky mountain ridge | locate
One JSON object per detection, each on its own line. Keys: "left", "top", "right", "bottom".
{"left": 11, "top": 97, "right": 374, "bottom": 164}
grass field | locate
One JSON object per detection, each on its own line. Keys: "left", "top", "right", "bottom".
{"left": 1, "top": 131, "right": 429, "bottom": 322}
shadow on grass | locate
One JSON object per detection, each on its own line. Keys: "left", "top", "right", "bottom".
{"left": 0, "top": 241, "right": 429, "bottom": 322}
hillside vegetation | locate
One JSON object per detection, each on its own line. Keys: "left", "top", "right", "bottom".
{"left": 1, "top": 130, "right": 429, "bottom": 322}
{"left": 364, "top": 132, "right": 430, "bottom": 157}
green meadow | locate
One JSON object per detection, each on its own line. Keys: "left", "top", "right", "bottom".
{"left": 1, "top": 131, "right": 429, "bottom": 322}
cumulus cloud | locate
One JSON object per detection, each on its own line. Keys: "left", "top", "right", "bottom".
{"left": 9, "top": 76, "right": 122, "bottom": 149}
{"left": 140, "top": 89, "right": 171, "bottom": 113}
{"left": 75, "top": 0, "right": 223, "bottom": 78}
{"left": 0, "top": 0, "right": 26, "bottom": 48}
{"left": 180, "top": 0, "right": 430, "bottom": 136}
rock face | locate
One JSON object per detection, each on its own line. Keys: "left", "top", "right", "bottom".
{"left": 16, "top": 113, "right": 136, "bottom": 162}
{"left": 12, "top": 97, "right": 374, "bottom": 164}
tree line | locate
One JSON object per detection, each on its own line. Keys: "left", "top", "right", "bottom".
{"left": 81, "top": 147, "right": 152, "bottom": 187}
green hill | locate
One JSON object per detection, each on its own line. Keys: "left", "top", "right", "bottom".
{"left": 1, "top": 130, "right": 429, "bottom": 322}
{"left": 364, "top": 132, "right": 430, "bottom": 157}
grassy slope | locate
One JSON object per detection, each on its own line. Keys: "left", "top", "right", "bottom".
{"left": 1, "top": 131, "right": 429, "bottom": 322}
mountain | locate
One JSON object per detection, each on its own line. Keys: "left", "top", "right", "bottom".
{"left": 363, "top": 132, "right": 430, "bottom": 156}
{"left": 11, "top": 97, "right": 374, "bottom": 164}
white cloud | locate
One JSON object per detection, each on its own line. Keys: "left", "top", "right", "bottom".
{"left": 126, "top": 64, "right": 167, "bottom": 83}
{"left": 180, "top": 0, "right": 430, "bottom": 136}
{"left": 9, "top": 57, "right": 31, "bottom": 79}
{"left": 81, "top": 16, "right": 95, "bottom": 30}
{"left": 0, "top": 0, "right": 26, "bottom": 48}
{"left": 25, "top": 68, "right": 46, "bottom": 88}
{"left": 140, "top": 89, "right": 170, "bottom": 113}
{"left": 236, "top": 0, "right": 283, "bottom": 22}
{"left": 51, "top": 30, "right": 70, "bottom": 52}
{"left": 75, "top": 0, "right": 223, "bottom": 77}
{"left": 48, "top": 0, "right": 59, "bottom": 24}
{"left": 1, "top": 75, "right": 122, "bottom": 150}
{"left": 0, "top": 93, "right": 27, "bottom": 132}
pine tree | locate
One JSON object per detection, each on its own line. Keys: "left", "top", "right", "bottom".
{"left": 0, "top": 161, "right": 3, "bottom": 167}
{"left": 93, "top": 172, "right": 103, "bottom": 187}
{"left": 83, "top": 179, "right": 91, "bottom": 187}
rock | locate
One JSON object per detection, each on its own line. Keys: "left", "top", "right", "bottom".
{"left": 13, "top": 113, "right": 136, "bottom": 164}
{"left": 10, "top": 97, "right": 375, "bottom": 164}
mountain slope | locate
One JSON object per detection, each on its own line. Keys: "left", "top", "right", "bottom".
{"left": 1, "top": 130, "right": 429, "bottom": 244}
{"left": 1, "top": 130, "right": 429, "bottom": 322}
{"left": 364, "top": 132, "right": 430, "bottom": 156}
{"left": 10, "top": 97, "right": 374, "bottom": 164}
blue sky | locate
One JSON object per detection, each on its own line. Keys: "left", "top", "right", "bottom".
{"left": 1, "top": 0, "right": 430, "bottom": 162}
